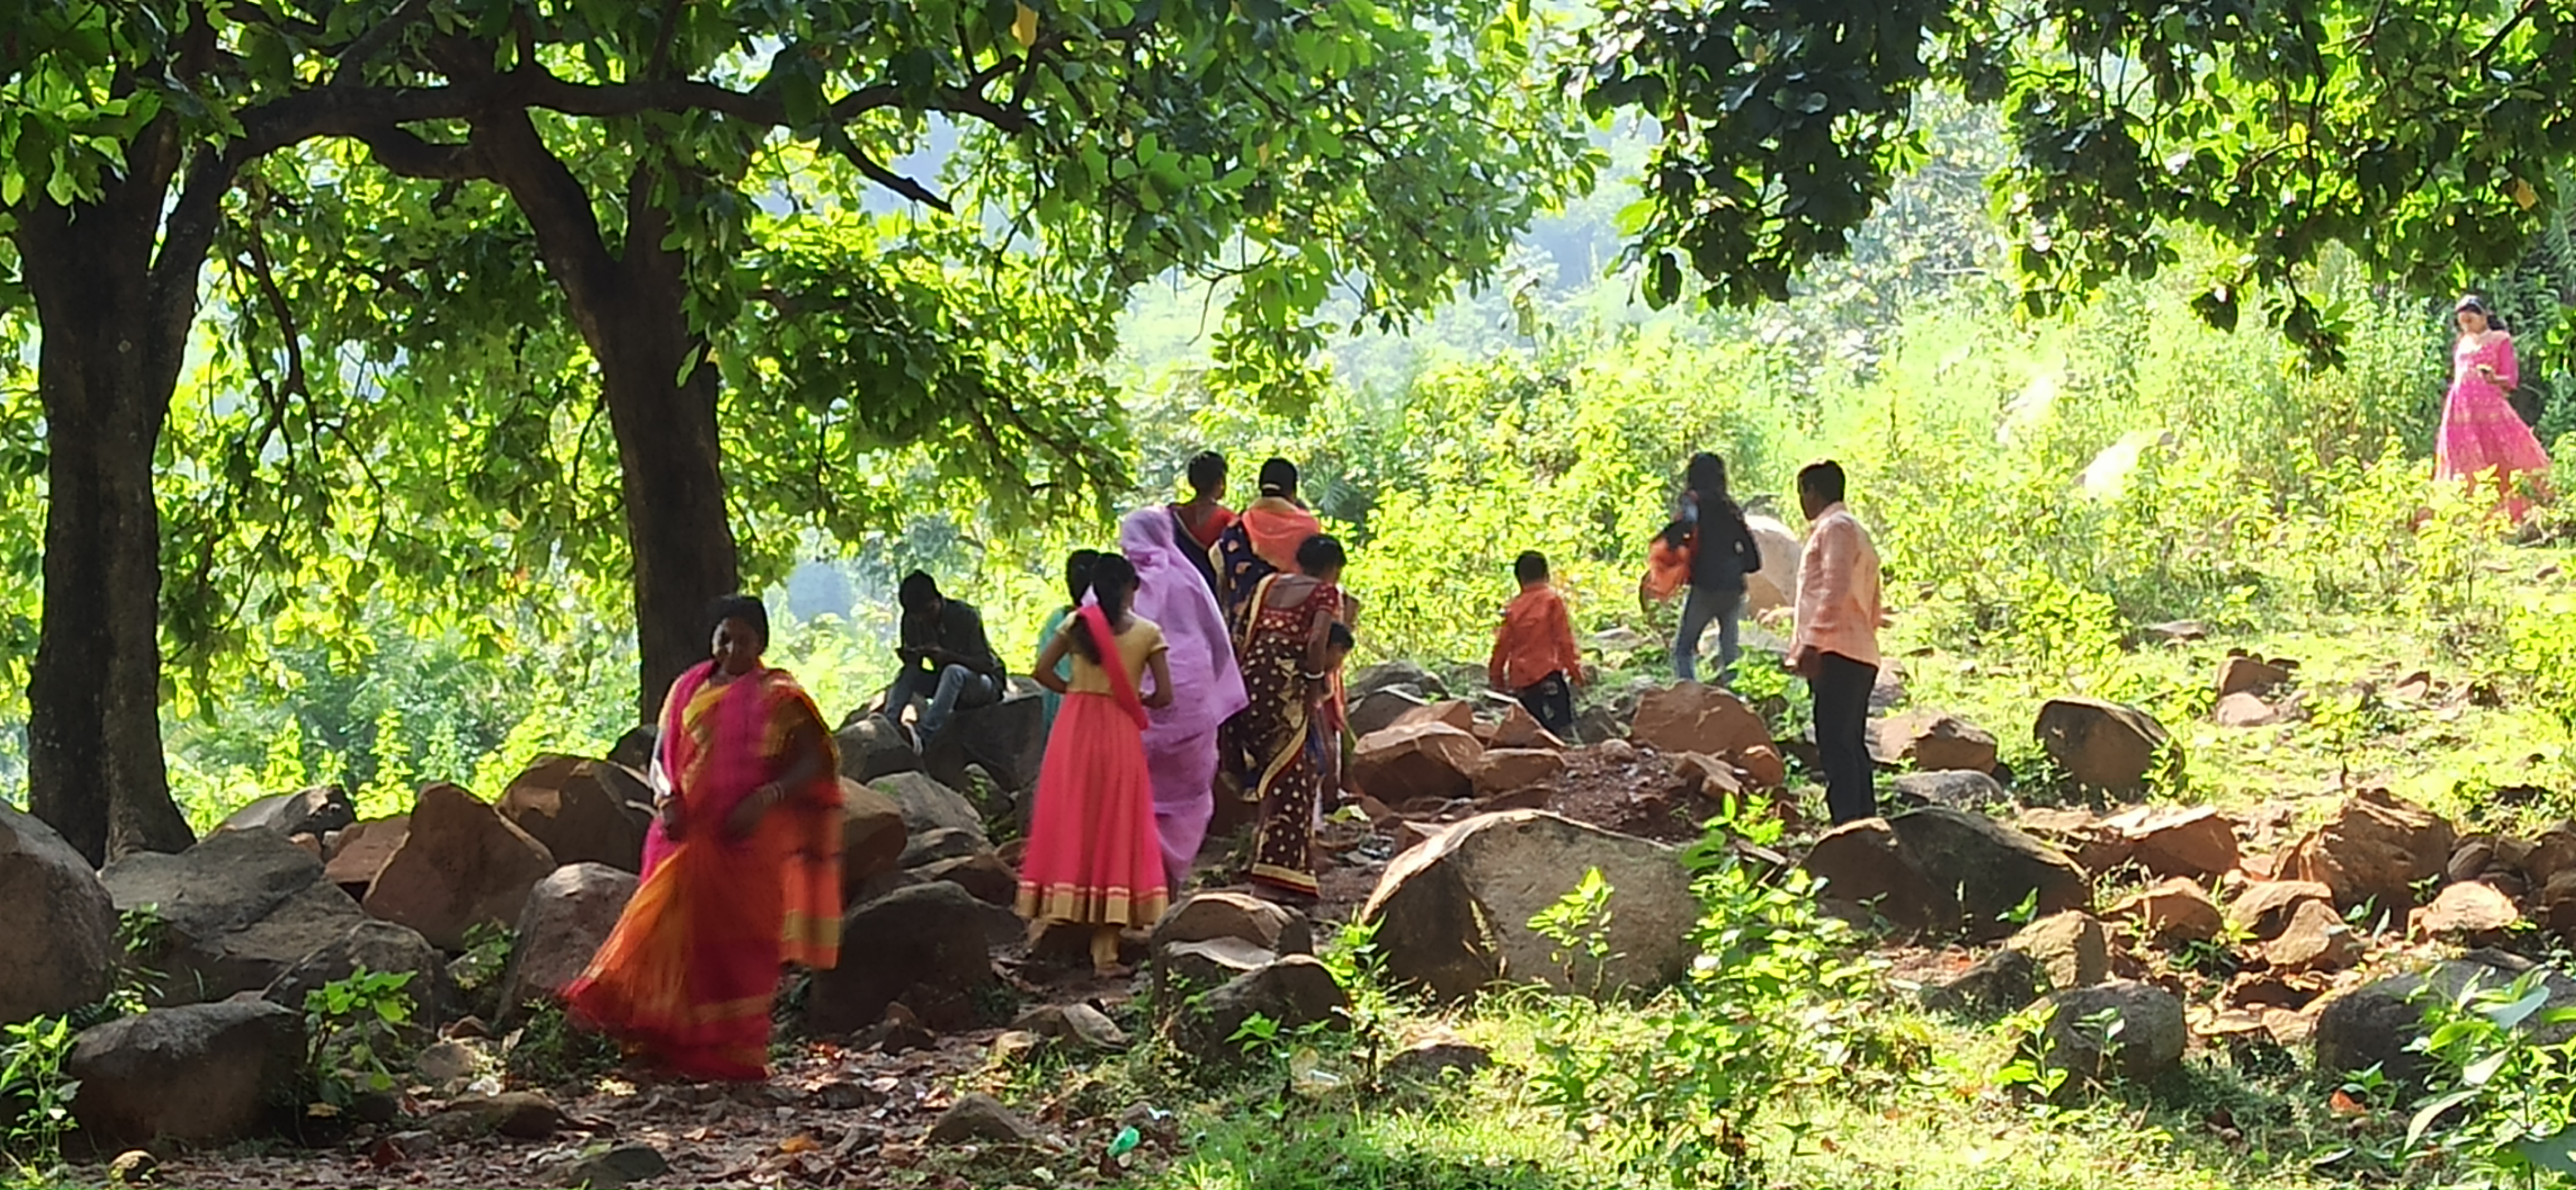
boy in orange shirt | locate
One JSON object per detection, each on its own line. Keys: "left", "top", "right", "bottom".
{"left": 1489, "top": 552, "right": 1584, "bottom": 738}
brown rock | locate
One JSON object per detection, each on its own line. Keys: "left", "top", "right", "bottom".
{"left": 917, "top": 853, "right": 1017, "bottom": 908}
{"left": 1628, "top": 685, "right": 1770, "bottom": 758}
{"left": 2448, "top": 838, "right": 2497, "bottom": 885}
{"left": 2006, "top": 912, "right": 2112, "bottom": 989}
{"left": 1473, "top": 749, "right": 1567, "bottom": 799}
{"left": 2540, "top": 871, "right": 2576, "bottom": 937}
{"left": 2279, "top": 789, "right": 2456, "bottom": 916}
{"left": 496, "top": 864, "right": 636, "bottom": 1014}
{"left": 2104, "top": 805, "right": 2241, "bottom": 879}
{"left": 1870, "top": 712, "right": 1998, "bottom": 774}
{"left": 2522, "top": 825, "right": 2576, "bottom": 886}
{"left": 1352, "top": 722, "right": 1485, "bottom": 805}
{"left": 2033, "top": 697, "right": 2172, "bottom": 792}
{"left": 2212, "top": 692, "right": 2281, "bottom": 729}
{"left": 1736, "top": 744, "right": 1787, "bottom": 789}
{"left": 1150, "top": 891, "right": 1311, "bottom": 955}
{"left": 363, "top": 785, "right": 559, "bottom": 951}
{"left": 1801, "top": 818, "right": 1940, "bottom": 932}
{"left": 1394, "top": 820, "right": 1445, "bottom": 854}
{"left": 1490, "top": 705, "right": 1566, "bottom": 751}
{"left": 1670, "top": 753, "right": 1743, "bottom": 801}
{"left": 2415, "top": 881, "right": 2521, "bottom": 944}
{"left": 2217, "top": 655, "right": 2292, "bottom": 698}
{"left": 2227, "top": 879, "right": 2334, "bottom": 940}
{"left": 324, "top": 816, "right": 410, "bottom": 894}
{"left": 498, "top": 755, "right": 653, "bottom": 873}
{"left": 0, "top": 803, "right": 120, "bottom": 1025}
{"left": 2108, "top": 877, "right": 2224, "bottom": 946}
{"left": 1591, "top": 739, "right": 1638, "bottom": 767}
{"left": 1393, "top": 700, "right": 1477, "bottom": 733}
{"left": 2263, "top": 1007, "right": 2318, "bottom": 1046}
{"left": 286, "top": 833, "right": 324, "bottom": 859}
{"left": 840, "top": 781, "right": 909, "bottom": 896}
{"left": 2266, "top": 899, "right": 2363, "bottom": 973}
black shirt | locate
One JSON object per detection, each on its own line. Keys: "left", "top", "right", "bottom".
{"left": 900, "top": 600, "right": 1004, "bottom": 680}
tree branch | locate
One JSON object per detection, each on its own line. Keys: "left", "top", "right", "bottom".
{"left": 332, "top": 0, "right": 439, "bottom": 79}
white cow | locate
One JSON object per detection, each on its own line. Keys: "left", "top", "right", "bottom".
{"left": 1742, "top": 513, "right": 1802, "bottom": 617}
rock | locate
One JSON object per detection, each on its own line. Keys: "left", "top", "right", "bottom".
{"left": 838, "top": 780, "right": 908, "bottom": 894}
{"left": 414, "top": 1037, "right": 481, "bottom": 1082}
{"left": 1393, "top": 700, "right": 1478, "bottom": 733}
{"left": 1349, "top": 661, "right": 1445, "bottom": 702}
{"left": 547, "top": 1145, "right": 668, "bottom": 1190}
{"left": 872, "top": 772, "right": 987, "bottom": 843}
{"left": 1741, "top": 514, "right": 1803, "bottom": 615}
{"left": 1150, "top": 891, "right": 1314, "bottom": 957}
{"left": 67, "top": 1000, "right": 305, "bottom": 1147}
{"left": 2450, "top": 838, "right": 2498, "bottom": 885}
{"left": 1735, "top": 743, "right": 1787, "bottom": 789}
{"left": 2279, "top": 789, "right": 2456, "bottom": 916}
{"left": 2227, "top": 879, "right": 2333, "bottom": 939}
{"left": 428, "top": 1091, "right": 569, "bottom": 1140}
{"left": 2107, "top": 877, "right": 2223, "bottom": 946}
{"left": 1802, "top": 818, "right": 1942, "bottom": 931}
{"left": 929, "top": 1094, "right": 1042, "bottom": 1147}
{"left": 900, "top": 826, "right": 987, "bottom": 871}
{"left": 0, "top": 803, "right": 119, "bottom": 1026}
{"left": 496, "top": 864, "right": 638, "bottom": 1014}
{"left": 2217, "top": 655, "right": 2292, "bottom": 698}
{"left": 1472, "top": 749, "right": 1567, "bottom": 798}
{"left": 869, "top": 1001, "right": 936, "bottom": 1055}
{"left": 2541, "top": 871, "right": 2576, "bottom": 937}
{"left": 2266, "top": 899, "right": 2363, "bottom": 973}
{"left": 2314, "top": 950, "right": 2576, "bottom": 1081}
{"left": 2416, "top": 881, "right": 2521, "bottom": 944}
{"left": 1491, "top": 705, "right": 1566, "bottom": 751}
{"left": 2033, "top": 697, "right": 2172, "bottom": 792}
{"left": 2213, "top": 692, "right": 2281, "bottom": 729}
{"left": 2102, "top": 805, "right": 2241, "bottom": 879}
{"left": 1591, "top": 738, "right": 1638, "bottom": 767}
{"left": 324, "top": 816, "right": 411, "bottom": 894}
{"left": 1891, "top": 770, "right": 2009, "bottom": 812}
{"left": 836, "top": 715, "right": 923, "bottom": 784}
{"left": 1871, "top": 712, "right": 1998, "bottom": 774}
{"left": 1168, "top": 955, "right": 1350, "bottom": 1061}
{"left": 1382, "top": 1036, "right": 1493, "bottom": 1083}
{"left": 917, "top": 853, "right": 1017, "bottom": 908}
{"left": 2148, "top": 620, "right": 2208, "bottom": 643}
{"left": 1887, "top": 807, "right": 2092, "bottom": 941}
{"left": 1156, "top": 937, "right": 1277, "bottom": 999}
{"left": 264, "top": 919, "right": 448, "bottom": 1022}
{"left": 363, "top": 784, "right": 560, "bottom": 952}
{"left": 1628, "top": 685, "right": 1770, "bottom": 758}
{"left": 1349, "top": 688, "right": 1431, "bottom": 740}
{"left": 2005, "top": 912, "right": 2111, "bottom": 990}
{"left": 1011, "top": 1003, "right": 1129, "bottom": 1052}
{"left": 184, "top": 882, "right": 370, "bottom": 1003}
{"left": 1921, "top": 948, "right": 2045, "bottom": 1017}
{"left": 924, "top": 690, "right": 1048, "bottom": 794}
{"left": 607, "top": 725, "right": 658, "bottom": 773}
{"left": 1351, "top": 722, "right": 1485, "bottom": 804}
{"left": 216, "top": 784, "right": 357, "bottom": 839}
{"left": 101, "top": 828, "right": 372, "bottom": 1004}
{"left": 1670, "top": 752, "right": 1744, "bottom": 802}
{"left": 1360, "top": 810, "right": 1694, "bottom": 1002}
{"left": 497, "top": 756, "right": 654, "bottom": 873}
{"left": 2040, "top": 981, "right": 2186, "bottom": 1084}
{"left": 807, "top": 882, "right": 999, "bottom": 1034}
{"left": 2521, "top": 825, "right": 2576, "bottom": 887}
{"left": 107, "top": 1150, "right": 156, "bottom": 1186}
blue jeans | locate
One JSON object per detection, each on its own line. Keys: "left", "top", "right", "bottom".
{"left": 1673, "top": 585, "right": 1743, "bottom": 685}
{"left": 886, "top": 665, "right": 1001, "bottom": 749}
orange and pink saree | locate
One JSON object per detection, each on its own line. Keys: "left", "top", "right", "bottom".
{"left": 564, "top": 662, "right": 842, "bottom": 1081}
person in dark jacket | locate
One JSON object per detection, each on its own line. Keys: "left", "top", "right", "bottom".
{"left": 1667, "top": 452, "right": 1760, "bottom": 684}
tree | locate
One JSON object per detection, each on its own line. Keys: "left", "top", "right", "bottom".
{"left": 1574, "top": 0, "right": 2576, "bottom": 364}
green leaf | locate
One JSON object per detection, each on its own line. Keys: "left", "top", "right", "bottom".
{"left": 2407, "top": 1088, "right": 2479, "bottom": 1150}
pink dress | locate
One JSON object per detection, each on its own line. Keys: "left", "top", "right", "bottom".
{"left": 2436, "top": 333, "right": 2550, "bottom": 520}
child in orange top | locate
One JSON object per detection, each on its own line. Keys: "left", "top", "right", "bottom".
{"left": 1489, "top": 552, "right": 1584, "bottom": 738}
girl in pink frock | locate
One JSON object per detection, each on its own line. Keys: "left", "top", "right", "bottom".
{"left": 2436, "top": 295, "right": 2551, "bottom": 521}
{"left": 1021, "top": 554, "right": 1174, "bottom": 978}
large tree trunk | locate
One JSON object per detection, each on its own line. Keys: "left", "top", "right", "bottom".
{"left": 15, "top": 184, "right": 210, "bottom": 864}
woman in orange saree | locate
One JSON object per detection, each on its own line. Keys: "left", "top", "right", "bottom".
{"left": 565, "top": 595, "right": 843, "bottom": 1082}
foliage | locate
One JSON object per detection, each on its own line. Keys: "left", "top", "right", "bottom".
{"left": 2402, "top": 972, "right": 2576, "bottom": 1188}
{"left": 0, "top": 1016, "right": 76, "bottom": 1179}
{"left": 502, "top": 1001, "right": 622, "bottom": 1088}
{"left": 1528, "top": 867, "right": 1619, "bottom": 997}
{"left": 301, "top": 967, "right": 417, "bottom": 1110}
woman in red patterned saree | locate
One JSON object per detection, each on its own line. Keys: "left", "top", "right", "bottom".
{"left": 565, "top": 595, "right": 843, "bottom": 1081}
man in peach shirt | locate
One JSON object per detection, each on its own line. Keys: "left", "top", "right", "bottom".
{"left": 1788, "top": 461, "right": 1884, "bottom": 825}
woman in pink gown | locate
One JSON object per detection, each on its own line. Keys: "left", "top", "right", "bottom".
{"left": 2436, "top": 295, "right": 2551, "bottom": 521}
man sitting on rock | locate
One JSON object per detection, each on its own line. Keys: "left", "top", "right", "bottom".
{"left": 886, "top": 571, "right": 1007, "bottom": 753}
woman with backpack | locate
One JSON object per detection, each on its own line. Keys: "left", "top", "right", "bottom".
{"left": 1647, "top": 452, "right": 1762, "bottom": 685}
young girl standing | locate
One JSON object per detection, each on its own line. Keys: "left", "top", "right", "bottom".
{"left": 1021, "top": 554, "right": 1175, "bottom": 978}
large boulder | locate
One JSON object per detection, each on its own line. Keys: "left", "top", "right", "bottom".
{"left": 1360, "top": 811, "right": 1694, "bottom": 1002}
{"left": 263, "top": 919, "right": 448, "bottom": 1022}
{"left": 1802, "top": 818, "right": 1943, "bottom": 930}
{"left": 2266, "top": 899, "right": 2363, "bottom": 973}
{"left": 2416, "top": 881, "right": 2522, "bottom": 945}
{"left": 2033, "top": 698, "right": 2172, "bottom": 792}
{"left": 1472, "top": 749, "right": 1567, "bottom": 799}
{"left": 836, "top": 714, "right": 923, "bottom": 784}
{"left": 1628, "top": 685, "right": 1770, "bottom": 758}
{"left": 807, "top": 882, "right": 999, "bottom": 1035}
{"left": 1891, "top": 770, "right": 2009, "bottom": 812}
{"left": 216, "top": 784, "right": 357, "bottom": 839}
{"left": 1871, "top": 713, "right": 1998, "bottom": 774}
{"left": 2100, "top": 806, "right": 2240, "bottom": 879}
{"left": 1741, "top": 514, "right": 1803, "bottom": 616}
{"left": 1351, "top": 723, "right": 1485, "bottom": 805}
{"left": 2280, "top": 789, "right": 2457, "bottom": 916}
{"left": 324, "top": 816, "right": 410, "bottom": 895}
{"left": 363, "top": 784, "right": 560, "bottom": 952}
{"left": 103, "top": 827, "right": 368, "bottom": 1003}
{"left": 2227, "top": 879, "right": 2334, "bottom": 940}
{"left": 1922, "top": 948, "right": 2045, "bottom": 1017}
{"left": 874, "top": 772, "right": 987, "bottom": 843}
{"left": 1150, "top": 892, "right": 1314, "bottom": 957}
{"left": 1491, "top": 705, "right": 1567, "bottom": 751}
{"left": 840, "top": 780, "right": 909, "bottom": 895}
{"left": 1349, "top": 661, "right": 1445, "bottom": 702}
{"left": 2040, "top": 981, "right": 2187, "bottom": 1084}
{"left": 1887, "top": 807, "right": 2092, "bottom": 940}
{"left": 2107, "top": 877, "right": 2223, "bottom": 947}
{"left": 1348, "top": 688, "right": 1432, "bottom": 740}
{"left": 497, "top": 755, "right": 653, "bottom": 873}
{"left": 497, "top": 864, "right": 638, "bottom": 1015}
{"left": 2314, "top": 950, "right": 2576, "bottom": 1082}
{"left": 925, "top": 690, "right": 1048, "bottom": 794}
{"left": 1165, "top": 955, "right": 1350, "bottom": 1062}
{"left": 607, "top": 725, "right": 658, "bottom": 772}
{"left": 68, "top": 1000, "right": 306, "bottom": 1147}
{"left": 0, "top": 803, "right": 119, "bottom": 1026}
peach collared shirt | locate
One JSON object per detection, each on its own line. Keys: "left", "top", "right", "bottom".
{"left": 1792, "top": 503, "right": 1882, "bottom": 669}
